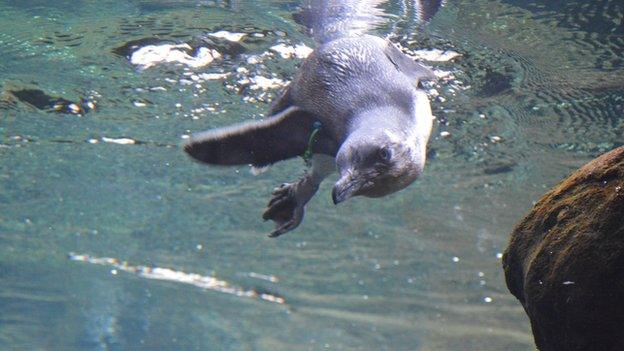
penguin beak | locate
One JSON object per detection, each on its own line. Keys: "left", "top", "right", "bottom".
{"left": 332, "top": 173, "right": 362, "bottom": 204}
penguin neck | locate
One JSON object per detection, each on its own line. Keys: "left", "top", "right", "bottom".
{"left": 347, "top": 107, "right": 410, "bottom": 141}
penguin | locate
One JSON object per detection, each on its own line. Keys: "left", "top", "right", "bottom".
{"left": 185, "top": 34, "right": 436, "bottom": 237}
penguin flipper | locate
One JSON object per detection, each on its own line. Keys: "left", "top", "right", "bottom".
{"left": 384, "top": 41, "right": 436, "bottom": 82}
{"left": 184, "top": 106, "right": 319, "bottom": 167}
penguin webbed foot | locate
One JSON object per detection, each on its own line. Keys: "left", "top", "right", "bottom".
{"left": 263, "top": 183, "right": 306, "bottom": 237}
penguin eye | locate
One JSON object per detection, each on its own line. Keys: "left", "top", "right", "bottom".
{"left": 378, "top": 147, "right": 393, "bottom": 162}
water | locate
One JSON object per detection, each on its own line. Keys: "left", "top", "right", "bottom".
{"left": 0, "top": 0, "right": 622, "bottom": 350}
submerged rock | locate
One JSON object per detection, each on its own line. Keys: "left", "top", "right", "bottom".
{"left": 8, "top": 88, "right": 94, "bottom": 115}
{"left": 503, "top": 146, "right": 624, "bottom": 351}
{"left": 480, "top": 68, "right": 513, "bottom": 96}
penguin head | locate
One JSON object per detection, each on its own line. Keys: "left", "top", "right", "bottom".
{"left": 332, "top": 92, "right": 432, "bottom": 204}
{"left": 332, "top": 124, "right": 429, "bottom": 204}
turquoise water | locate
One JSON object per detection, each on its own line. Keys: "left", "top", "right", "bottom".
{"left": 1, "top": 1, "right": 622, "bottom": 350}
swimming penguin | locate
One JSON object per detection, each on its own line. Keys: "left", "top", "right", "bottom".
{"left": 185, "top": 34, "right": 436, "bottom": 237}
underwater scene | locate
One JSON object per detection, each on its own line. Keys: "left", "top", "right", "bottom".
{"left": 1, "top": 0, "right": 622, "bottom": 350}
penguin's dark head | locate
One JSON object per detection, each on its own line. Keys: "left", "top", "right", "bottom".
{"left": 332, "top": 135, "right": 424, "bottom": 204}
{"left": 332, "top": 104, "right": 431, "bottom": 204}
{"left": 332, "top": 101, "right": 432, "bottom": 204}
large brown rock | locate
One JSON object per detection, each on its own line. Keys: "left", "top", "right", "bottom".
{"left": 503, "top": 147, "right": 624, "bottom": 351}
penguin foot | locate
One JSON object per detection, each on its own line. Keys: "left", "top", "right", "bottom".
{"left": 262, "top": 183, "right": 305, "bottom": 237}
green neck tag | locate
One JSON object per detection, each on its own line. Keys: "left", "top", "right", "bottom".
{"left": 302, "top": 121, "right": 323, "bottom": 167}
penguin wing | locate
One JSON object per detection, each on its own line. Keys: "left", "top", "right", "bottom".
{"left": 184, "top": 106, "right": 321, "bottom": 167}
{"left": 384, "top": 41, "right": 436, "bottom": 82}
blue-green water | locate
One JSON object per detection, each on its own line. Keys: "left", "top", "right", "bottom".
{"left": 1, "top": 1, "right": 622, "bottom": 350}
